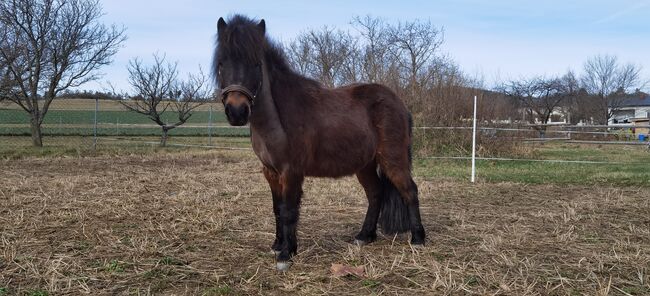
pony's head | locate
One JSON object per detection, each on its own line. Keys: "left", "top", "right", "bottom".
{"left": 213, "top": 15, "right": 266, "bottom": 126}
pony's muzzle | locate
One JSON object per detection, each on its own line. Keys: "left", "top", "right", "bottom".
{"left": 223, "top": 91, "right": 251, "bottom": 126}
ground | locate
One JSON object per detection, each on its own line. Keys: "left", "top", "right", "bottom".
{"left": 1, "top": 146, "right": 649, "bottom": 295}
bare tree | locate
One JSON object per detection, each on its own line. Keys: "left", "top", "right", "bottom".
{"left": 0, "top": 0, "right": 126, "bottom": 146}
{"left": 560, "top": 70, "right": 597, "bottom": 124}
{"left": 581, "top": 54, "right": 645, "bottom": 123}
{"left": 340, "top": 44, "right": 362, "bottom": 84}
{"left": 121, "top": 54, "right": 211, "bottom": 146}
{"left": 0, "top": 24, "right": 10, "bottom": 101}
{"left": 387, "top": 20, "right": 444, "bottom": 89}
{"left": 351, "top": 15, "right": 392, "bottom": 83}
{"left": 0, "top": 48, "right": 12, "bottom": 102}
{"left": 287, "top": 27, "right": 358, "bottom": 87}
{"left": 285, "top": 38, "right": 311, "bottom": 76}
{"left": 0, "top": 18, "right": 21, "bottom": 102}
{"left": 501, "top": 76, "right": 572, "bottom": 137}
{"left": 286, "top": 16, "right": 470, "bottom": 127}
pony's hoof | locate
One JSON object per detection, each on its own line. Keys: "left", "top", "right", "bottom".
{"left": 354, "top": 239, "right": 369, "bottom": 246}
{"left": 410, "top": 242, "right": 426, "bottom": 249}
{"left": 276, "top": 261, "right": 291, "bottom": 272}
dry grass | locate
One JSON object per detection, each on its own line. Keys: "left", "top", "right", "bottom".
{"left": 1, "top": 151, "right": 649, "bottom": 295}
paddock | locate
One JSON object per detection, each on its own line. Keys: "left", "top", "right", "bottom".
{"left": 1, "top": 148, "right": 648, "bottom": 295}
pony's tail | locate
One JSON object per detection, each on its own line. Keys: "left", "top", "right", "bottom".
{"left": 378, "top": 113, "right": 413, "bottom": 235}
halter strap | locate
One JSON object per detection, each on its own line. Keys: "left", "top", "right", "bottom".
{"left": 221, "top": 75, "right": 264, "bottom": 106}
{"left": 221, "top": 84, "right": 256, "bottom": 105}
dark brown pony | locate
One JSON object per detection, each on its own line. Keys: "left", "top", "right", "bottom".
{"left": 214, "top": 15, "right": 425, "bottom": 271}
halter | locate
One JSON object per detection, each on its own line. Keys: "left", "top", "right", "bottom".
{"left": 221, "top": 79, "right": 262, "bottom": 106}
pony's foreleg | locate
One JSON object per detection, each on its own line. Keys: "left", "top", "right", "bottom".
{"left": 275, "top": 172, "right": 304, "bottom": 271}
{"left": 263, "top": 167, "right": 284, "bottom": 254}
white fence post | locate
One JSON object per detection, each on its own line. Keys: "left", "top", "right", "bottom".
{"left": 471, "top": 95, "right": 477, "bottom": 183}
{"left": 208, "top": 105, "right": 213, "bottom": 146}
{"left": 93, "top": 97, "right": 98, "bottom": 150}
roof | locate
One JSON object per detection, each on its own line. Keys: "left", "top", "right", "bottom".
{"left": 616, "top": 94, "right": 650, "bottom": 107}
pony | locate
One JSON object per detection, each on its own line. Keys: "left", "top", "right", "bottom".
{"left": 213, "top": 15, "right": 425, "bottom": 271}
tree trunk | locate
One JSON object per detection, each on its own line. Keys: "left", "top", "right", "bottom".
{"left": 160, "top": 127, "right": 169, "bottom": 147}
{"left": 602, "top": 95, "right": 610, "bottom": 125}
{"left": 30, "top": 114, "right": 43, "bottom": 147}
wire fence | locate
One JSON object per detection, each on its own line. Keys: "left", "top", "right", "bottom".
{"left": 3, "top": 98, "right": 649, "bottom": 189}
{"left": 415, "top": 125, "right": 650, "bottom": 141}
{"left": 1, "top": 98, "right": 649, "bottom": 154}
{"left": 0, "top": 99, "right": 250, "bottom": 149}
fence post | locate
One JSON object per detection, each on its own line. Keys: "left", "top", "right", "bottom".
{"left": 93, "top": 97, "right": 98, "bottom": 150}
{"left": 471, "top": 95, "right": 477, "bottom": 183}
{"left": 208, "top": 105, "right": 213, "bottom": 146}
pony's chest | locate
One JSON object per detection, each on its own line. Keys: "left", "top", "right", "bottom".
{"left": 251, "top": 130, "right": 286, "bottom": 171}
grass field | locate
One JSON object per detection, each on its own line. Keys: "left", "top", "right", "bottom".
{"left": 0, "top": 141, "right": 649, "bottom": 294}
{"left": 0, "top": 136, "right": 252, "bottom": 159}
{"left": 0, "top": 99, "right": 245, "bottom": 137}
{"left": 0, "top": 98, "right": 222, "bottom": 111}
{"left": 0, "top": 109, "right": 228, "bottom": 125}
{"left": 416, "top": 143, "right": 650, "bottom": 187}
{"left": 1, "top": 136, "right": 649, "bottom": 186}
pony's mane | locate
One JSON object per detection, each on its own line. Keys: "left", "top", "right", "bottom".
{"left": 213, "top": 15, "right": 294, "bottom": 77}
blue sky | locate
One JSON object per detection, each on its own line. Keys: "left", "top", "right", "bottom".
{"left": 90, "top": 0, "right": 650, "bottom": 92}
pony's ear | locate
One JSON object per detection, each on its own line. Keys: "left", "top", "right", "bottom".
{"left": 217, "top": 17, "right": 227, "bottom": 35}
{"left": 257, "top": 19, "right": 266, "bottom": 34}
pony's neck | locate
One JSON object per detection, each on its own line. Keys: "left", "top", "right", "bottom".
{"left": 247, "top": 57, "right": 290, "bottom": 160}
{"left": 249, "top": 45, "right": 312, "bottom": 130}
{"left": 248, "top": 45, "right": 296, "bottom": 126}
{"left": 249, "top": 59, "right": 283, "bottom": 131}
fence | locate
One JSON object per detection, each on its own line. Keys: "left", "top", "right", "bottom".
{"left": 416, "top": 125, "right": 650, "bottom": 140}
{"left": 1, "top": 98, "right": 649, "bottom": 153}
{"left": 2, "top": 98, "right": 649, "bottom": 186}
{"left": 0, "top": 98, "right": 250, "bottom": 149}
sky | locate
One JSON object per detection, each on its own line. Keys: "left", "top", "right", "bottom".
{"left": 88, "top": 0, "right": 650, "bottom": 92}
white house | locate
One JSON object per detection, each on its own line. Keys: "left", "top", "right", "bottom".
{"left": 609, "top": 94, "right": 650, "bottom": 125}
{"left": 519, "top": 106, "right": 570, "bottom": 125}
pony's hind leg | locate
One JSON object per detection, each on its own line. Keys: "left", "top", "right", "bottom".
{"left": 381, "top": 166, "right": 426, "bottom": 245}
{"left": 354, "top": 161, "right": 382, "bottom": 245}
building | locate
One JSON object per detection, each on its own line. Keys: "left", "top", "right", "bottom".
{"left": 609, "top": 93, "right": 650, "bottom": 125}
{"left": 518, "top": 106, "right": 571, "bottom": 125}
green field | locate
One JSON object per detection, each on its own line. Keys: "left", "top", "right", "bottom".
{"left": 0, "top": 136, "right": 253, "bottom": 159}
{"left": 415, "top": 144, "right": 650, "bottom": 187}
{"left": 0, "top": 108, "right": 250, "bottom": 137}
{"left": 1, "top": 135, "right": 648, "bottom": 187}
{"left": 0, "top": 108, "right": 229, "bottom": 124}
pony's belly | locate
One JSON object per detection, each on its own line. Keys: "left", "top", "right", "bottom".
{"left": 305, "top": 135, "right": 376, "bottom": 177}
